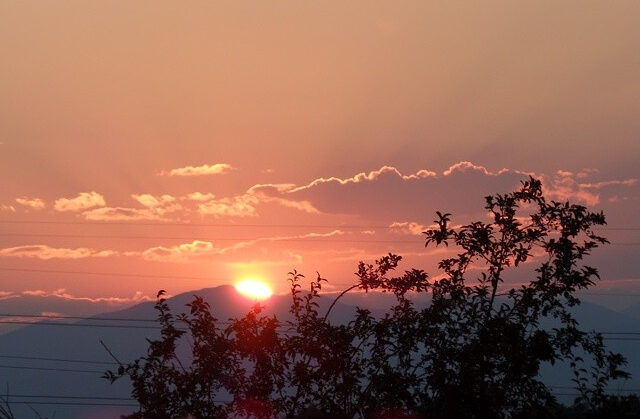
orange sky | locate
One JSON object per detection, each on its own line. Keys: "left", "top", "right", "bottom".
{"left": 1, "top": 1, "right": 639, "bottom": 303}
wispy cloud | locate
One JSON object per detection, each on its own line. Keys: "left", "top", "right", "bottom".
{"left": 131, "top": 194, "right": 177, "bottom": 208}
{"left": 141, "top": 230, "right": 345, "bottom": 263}
{"left": 21, "top": 289, "right": 152, "bottom": 304}
{"left": 579, "top": 179, "right": 638, "bottom": 189}
{"left": 160, "top": 163, "right": 233, "bottom": 177}
{"left": 186, "top": 192, "right": 215, "bottom": 202}
{"left": 197, "top": 194, "right": 259, "bottom": 217}
{"left": 0, "top": 245, "right": 117, "bottom": 260}
{"left": 82, "top": 206, "right": 163, "bottom": 221}
{"left": 142, "top": 240, "right": 222, "bottom": 262}
{"left": 540, "top": 171, "right": 638, "bottom": 206}
{"left": 15, "top": 197, "right": 45, "bottom": 210}
{"left": 54, "top": 192, "right": 105, "bottom": 212}
{"left": 389, "top": 221, "right": 432, "bottom": 235}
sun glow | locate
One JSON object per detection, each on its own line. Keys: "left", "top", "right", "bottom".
{"left": 235, "top": 279, "right": 273, "bottom": 300}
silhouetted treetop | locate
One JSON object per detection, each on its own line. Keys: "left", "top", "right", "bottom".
{"left": 107, "top": 177, "right": 628, "bottom": 419}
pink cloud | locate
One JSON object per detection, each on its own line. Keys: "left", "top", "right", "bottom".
{"left": 541, "top": 171, "right": 638, "bottom": 207}
{"left": 160, "top": 163, "right": 233, "bottom": 177}
{"left": 21, "top": 289, "right": 152, "bottom": 304}
{"left": 442, "top": 161, "right": 510, "bottom": 177}
{"left": 197, "top": 194, "right": 260, "bottom": 217}
{"left": 54, "top": 191, "right": 106, "bottom": 212}
{"left": 15, "top": 197, "right": 45, "bottom": 210}
{"left": 579, "top": 179, "right": 638, "bottom": 189}
{"left": 141, "top": 230, "right": 345, "bottom": 263}
{"left": 389, "top": 221, "right": 432, "bottom": 235}
{"left": 82, "top": 206, "right": 163, "bottom": 221}
{"left": 0, "top": 245, "right": 117, "bottom": 260}
{"left": 0, "top": 291, "right": 17, "bottom": 300}
{"left": 131, "top": 194, "right": 177, "bottom": 208}
{"left": 285, "top": 166, "right": 437, "bottom": 193}
{"left": 186, "top": 192, "right": 215, "bottom": 202}
{"left": 251, "top": 193, "right": 319, "bottom": 214}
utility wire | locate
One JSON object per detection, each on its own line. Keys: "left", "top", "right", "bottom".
{"left": 0, "top": 365, "right": 102, "bottom": 374}
{"left": 0, "top": 233, "right": 421, "bottom": 243}
{"left": 2, "top": 232, "right": 640, "bottom": 245}
{"left": 0, "top": 320, "right": 164, "bottom": 329}
{"left": 1, "top": 316, "right": 640, "bottom": 341}
{"left": 0, "top": 267, "right": 217, "bottom": 281}
{"left": 3, "top": 267, "right": 640, "bottom": 293}
{"left": 5, "top": 401, "right": 138, "bottom": 407}
{"left": 2, "top": 220, "right": 640, "bottom": 230}
{"left": 3, "top": 394, "right": 133, "bottom": 401}
{"left": 0, "top": 354, "right": 117, "bottom": 366}
{"left": 551, "top": 386, "right": 640, "bottom": 392}
{"left": 0, "top": 313, "right": 157, "bottom": 322}
{"left": 0, "top": 220, "right": 395, "bottom": 229}
{"left": 5, "top": 313, "right": 640, "bottom": 334}
{"left": 2, "top": 394, "right": 230, "bottom": 403}
{"left": 0, "top": 313, "right": 234, "bottom": 326}
{"left": 1, "top": 321, "right": 638, "bottom": 340}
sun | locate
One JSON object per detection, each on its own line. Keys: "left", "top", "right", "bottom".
{"left": 235, "top": 279, "right": 273, "bottom": 300}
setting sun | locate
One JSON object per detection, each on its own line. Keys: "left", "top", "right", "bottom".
{"left": 235, "top": 279, "right": 273, "bottom": 300}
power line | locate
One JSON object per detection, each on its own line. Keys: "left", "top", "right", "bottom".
{"left": 0, "top": 364, "right": 103, "bottom": 374}
{"left": 5, "top": 312, "right": 640, "bottom": 333}
{"left": 4, "top": 401, "right": 138, "bottom": 407}
{"left": 2, "top": 232, "right": 639, "bottom": 246}
{"left": 0, "top": 354, "right": 117, "bottom": 366}
{"left": 4, "top": 268, "right": 640, "bottom": 287}
{"left": 0, "top": 312, "right": 238, "bottom": 326}
{"left": 3, "top": 394, "right": 133, "bottom": 401}
{"left": 2, "top": 219, "right": 640, "bottom": 230}
{"left": 2, "top": 394, "right": 230, "bottom": 404}
{"left": 0, "top": 319, "right": 302, "bottom": 335}
{"left": 0, "top": 232, "right": 421, "bottom": 243}
{"left": 0, "top": 320, "right": 164, "bottom": 329}
{"left": 0, "top": 267, "right": 218, "bottom": 281}
{"left": 0, "top": 220, "right": 394, "bottom": 229}
{"left": 0, "top": 313, "right": 157, "bottom": 322}
{"left": 603, "top": 337, "right": 640, "bottom": 341}
{"left": 2, "top": 313, "right": 640, "bottom": 340}
{"left": 551, "top": 386, "right": 640, "bottom": 392}
{"left": 2, "top": 320, "right": 639, "bottom": 340}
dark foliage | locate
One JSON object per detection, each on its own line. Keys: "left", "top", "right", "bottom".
{"left": 107, "top": 178, "right": 630, "bottom": 418}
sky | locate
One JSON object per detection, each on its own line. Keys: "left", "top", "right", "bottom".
{"left": 1, "top": 1, "right": 639, "bottom": 306}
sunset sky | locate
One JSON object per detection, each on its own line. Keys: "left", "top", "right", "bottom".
{"left": 1, "top": 1, "right": 639, "bottom": 305}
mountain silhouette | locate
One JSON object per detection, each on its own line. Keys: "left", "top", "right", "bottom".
{"left": 0, "top": 286, "right": 637, "bottom": 418}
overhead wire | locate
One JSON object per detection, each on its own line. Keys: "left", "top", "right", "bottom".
{"left": 0, "top": 313, "right": 157, "bottom": 322}
{"left": 0, "top": 354, "right": 117, "bottom": 366}
{"left": 3, "top": 394, "right": 132, "bottom": 401}
{"left": 1, "top": 313, "right": 640, "bottom": 342}
{"left": 4, "top": 401, "right": 138, "bottom": 407}
{"left": 1, "top": 231, "right": 640, "bottom": 246}
{"left": 2, "top": 219, "right": 640, "bottom": 230}
{"left": 0, "top": 364, "right": 103, "bottom": 374}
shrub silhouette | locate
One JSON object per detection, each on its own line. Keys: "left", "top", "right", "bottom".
{"left": 106, "top": 178, "right": 630, "bottom": 418}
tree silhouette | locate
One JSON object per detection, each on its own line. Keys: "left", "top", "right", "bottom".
{"left": 106, "top": 177, "right": 630, "bottom": 418}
